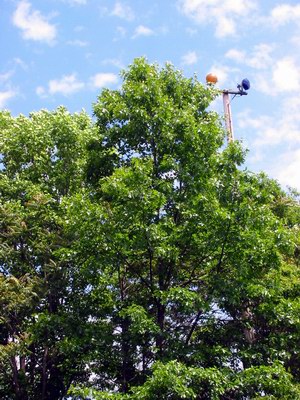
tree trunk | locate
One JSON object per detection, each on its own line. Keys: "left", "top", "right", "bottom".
{"left": 41, "top": 346, "right": 48, "bottom": 400}
{"left": 121, "top": 316, "right": 135, "bottom": 393}
{"left": 156, "top": 302, "right": 165, "bottom": 359}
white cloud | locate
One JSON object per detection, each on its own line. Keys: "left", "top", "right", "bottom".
{"left": 0, "top": 90, "right": 17, "bottom": 108}
{"left": 13, "top": 57, "right": 28, "bottom": 70}
{"left": 226, "top": 49, "right": 245, "bottom": 63}
{"left": 207, "top": 64, "right": 233, "bottom": 87}
{"left": 60, "top": 0, "right": 87, "bottom": 4}
{"left": 272, "top": 58, "right": 300, "bottom": 92}
{"left": 253, "top": 57, "right": 300, "bottom": 95}
{"left": 158, "top": 25, "right": 169, "bottom": 35}
{"left": 116, "top": 26, "right": 127, "bottom": 37}
{"left": 12, "top": 1, "right": 57, "bottom": 44}
{"left": 238, "top": 95, "right": 300, "bottom": 148}
{"left": 291, "top": 35, "right": 300, "bottom": 46}
{"left": 132, "top": 25, "right": 154, "bottom": 38}
{"left": 239, "top": 117, "right": 300, "bottom": 149}
{"left": 74, "top": 25, "right": 85, "bottom": 32}
{"left": 269, "top": 3, "right": 300, "bottom": 27}
{"left": 67, "top": 0, "right": 87, "bottom": 4}
{"left": 113, "top": 26, "right": 127, "bottom": 41}
{"left": 37, "top": 72, "right": 118, "bottom": 97}
{"left": 47, "top": 74, "right": 84, "bottom": 96}
{"left": 66, "top": 39, "right": 89, "bottom": 47}
{"left": 0, "top": 61, "right": 27, "bottom": 92}
{"left": 178, "top": 0, "right": 257, "bottom": 38}
{"left": 0, "top": 71, "right": 14, "bottom": 83}
{"left": 181, "top": 51, "right": 198, "bottom": 65}
{"left": 102, "top": 58, "right": 124, "bottom": 69}
{"left": 186, "top": 27, "right": 198, "bottom": 36}
{"left": 243, "top": 114, "right": 286, "bottom": 147}
{"left": 237, "top": 98, "right": 300, "bottom": 189}
{"left": 111, "top": 2, "right": 134, "bottom": 21}
{"left": 215, "top": 16, "right": 235, "bottom": 37}
{"left": 49, "top": 74, "right": 84, "bottom": 95}
{"left": 90, "top": 73, "right": 118, "bottom": 89}
{"left": 274, "top": 148, "right": 300, "bottom": 189}
{"left": 226, "top": 43, "right": 274, "bottom": 70}
{"left": 36, "top": 86, "right": 47, "bottom": 98}
{"left": 91, "top": 72, "right": 118, "bottom": 89}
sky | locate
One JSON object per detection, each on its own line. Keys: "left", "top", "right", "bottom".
{"left": 1, "top": 0, "right": 300, "bottom": 190}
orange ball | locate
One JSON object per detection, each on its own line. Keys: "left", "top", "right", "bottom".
{"left": 206, "top": 73, "right": 218, "bottom": 84}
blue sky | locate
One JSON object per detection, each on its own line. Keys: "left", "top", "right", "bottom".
{"left": 1, "top": 0, "right": 300, "bottom": 189}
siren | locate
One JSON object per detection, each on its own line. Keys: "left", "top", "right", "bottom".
{"left": 241, "top": 78, "right": 250, "bottom": 91}
{"left": 206, "top": 73, "right": 218, "bottom": 85}
{"left": 237, "top": 78, "right": 250, "bottom": 94}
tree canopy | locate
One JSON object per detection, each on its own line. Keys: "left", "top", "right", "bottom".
{"left": 1, "top": 58, "right": 300, "bottom": 399}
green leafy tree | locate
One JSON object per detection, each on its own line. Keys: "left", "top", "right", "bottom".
{"left": 0, "top": 108, "right": 99, "bottom": 399}
{"left": 1, "top": 59, "right": 300, "bottom": 399}
{"left": 69, "top": 59, "right": 300, "bottom": 398}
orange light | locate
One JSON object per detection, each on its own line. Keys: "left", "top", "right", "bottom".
{"left": 206, "top": 73, "right": 218, "bottom": 84}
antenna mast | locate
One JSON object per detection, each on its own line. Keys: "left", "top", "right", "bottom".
{"left": 206, "top": 74, "right": 251, "bottom": 144}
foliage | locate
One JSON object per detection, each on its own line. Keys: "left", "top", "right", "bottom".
{"left": 0, "top": 107, "right": 98, "bottom": 399}
{"left": 0, "top": 59, "right": 300, "bottom": 399}
{"left": 70, "top": 360, "right": 300, "bottom": 400}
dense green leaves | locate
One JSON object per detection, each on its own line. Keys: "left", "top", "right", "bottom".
{"left": 70, "top": 360, "right": 300, "bottom": 399}
{"left": 0, "top": 108, "right": 98, "bottom": 399}
{"left": 1, "top": 59, "right": 300, "bottom": 399}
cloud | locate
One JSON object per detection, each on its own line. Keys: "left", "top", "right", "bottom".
{"left": 37, "top": 72, "right": 118, "bottom": 97}
{"left": 272, "top": 58, "right": 300, "bottom": 92}
{"left": 255, "top": 57, "right": 300, "bottom": 95}
{"left": 66, "top": 39, "right": 89, "bottom": 47}
{"left": 90, "top": 73, "right": 118, "bottom": 89}
{"left": 0, "top": 60, "right": 27, "bottom": 87}
{"left": 36, "top": 86, "right": 47, "bottom": 98}
{"left": 12, "top": 1, "right": 57, "bottom": 44}
{"left": 269, "top": 3, "right": 300, "bottom": 27}
{"left": 237, "top": 96, "right": 300, "bottom": 189}
{"left": 0, "top": 71, "right": 14, "bottom": 83}
{"left": 111, "top": 2, "right": 134, "bottom": 21}
{"left": 238, "top": 95, "right": 300, "bottom": 148}
{"left": 13, "top": 57, "right": 28, "bottom": 70}
{"left": 186, "top": 27, "right": 198, "bottom": 36}
{"left": 225, "top": 49, "right": 246, "bottom": 63}
{"left": 67, "top": 0, "right": 87, "bottom": 4}
{"left": 0, "top": 90, "right": 17, "bottom": 108}
{"left": 132, "top": 25, "right": 154, "bottom": 38}
{"left": 274, "top": 148, "right": 300, "bottom": 189}
{"left": 240, "top": 114, "right": 287, "bottom": 148}
{"left": 181, "top": 51, "right": 198, "bottom": 66}
{"left": 37, "top": 74, "right": 85, "bottom": 97}
{"left": 239, "top": 117, "right": 300, "bottom": 150}
{"left": 60, "top": 0, "right": 87, "bottom": 4}
{"left": 49, "top": 74, "right": 85, "bottom": 95}
{"left": 113, "top": 26, "right": 127, "bottom": 41}
{"left": 225, "top": 43, "right": 274, "bottom": 70}
{"left": 74, "top": 25, "right": 85, "bottom": 32}
{"left": 101, "top": 58, "right": 124, "bottom": 69}
{"left": 215, "top": 16, "right": 235, "bottom": 37}
{"left": 207, "top": 64, "right": 234, "bottom": 87}
{"left": 178, "top": 0, "right": 257, "bottom": 38}
{"left": 291, "top": 35, "right": 300, "bottom": 46}
{"left": 205, "top": 63, "right": 242, "bottom": 108}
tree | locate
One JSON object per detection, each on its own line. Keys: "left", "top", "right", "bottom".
{"left": 0, "top": 108, "right": 99, "bottom": 399}
{"left": 1, "top": 59, "right": 300, "bottom": 399}
{"left": 70, "top": 59, "right": 300, "bottom": 398}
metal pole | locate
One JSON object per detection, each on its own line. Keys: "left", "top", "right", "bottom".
{"left": 222, "top": 91, "right": 234, "bottom": 143}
